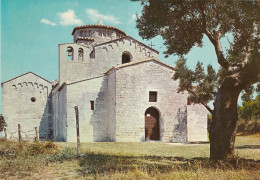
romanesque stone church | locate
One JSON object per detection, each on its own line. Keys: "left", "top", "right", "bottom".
{"left": 2, "top": 21, "right": 208, "bottom": 142}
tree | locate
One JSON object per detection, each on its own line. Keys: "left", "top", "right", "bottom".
{"left": 238, "top": 86, "right": 260, "bottom": 133}
{"left": 0, "top": 114, "right": 7, "bottom": 132}
{"left": 133, "top": 0, "right": 260, "bottom": 160}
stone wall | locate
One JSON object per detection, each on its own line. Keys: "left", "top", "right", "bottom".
{"left": 64, "top": 75, "right": 109, "bottom": 142}
{"left": 52, "top": 85, "right": 67, "bottom": 141}
{"left": 74, "top": 27, "right": 125, "bottom": 46}
{"left": 107, "top": 69, "right": 117, "bottom": 141}
{"left": 111, "top": 60, "right": 188, "bottom": 142}
{"left": 1, "top": 72, "right": 52, "bottom": 140}
{"left": 59, "top": 37, "right": 159, "bottom": 85}
{"left": 187, "top": 104, "right": 208, "bottom": 142}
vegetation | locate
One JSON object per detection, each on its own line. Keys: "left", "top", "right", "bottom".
{"left": 0, "top": 114, "right": 7, "bottom": 132}
{"left": 133, "top": 0, "right": 260, "bottom": 160}
{"left": 237, "top": 86, "right": 260, "bottom": 135}
{"left": 0, "top": 135, "right": 259, "bottom": 179}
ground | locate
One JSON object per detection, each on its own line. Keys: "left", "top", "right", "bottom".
{"left": 0, "top": 134, "right": 259, "bottom": 179}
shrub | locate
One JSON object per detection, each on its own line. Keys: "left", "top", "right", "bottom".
{"left": 26, "top": 141, "right": 58, "bottom": 155}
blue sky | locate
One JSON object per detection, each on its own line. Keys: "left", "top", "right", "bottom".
{"left": 1, "top": 0, "right": 226, "bottom": 113}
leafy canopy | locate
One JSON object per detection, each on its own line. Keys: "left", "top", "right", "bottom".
{"left": 134, "top": 0, "right": 260, "bottom": 110}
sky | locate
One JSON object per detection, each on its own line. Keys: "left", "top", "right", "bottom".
{"left": 1, "top": 0, "right": 227, "bottom": 113}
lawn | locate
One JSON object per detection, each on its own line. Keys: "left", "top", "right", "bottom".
{"left": 0, "top": 134, "right": 259, "bottom": 179}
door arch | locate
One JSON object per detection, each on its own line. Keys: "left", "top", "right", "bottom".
{"left": 145, "top": 107, "right": 160, "bottom": 141}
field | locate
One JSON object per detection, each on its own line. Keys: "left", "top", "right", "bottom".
{"left": 0, "top": 134, "right": 259, "bottom": 179}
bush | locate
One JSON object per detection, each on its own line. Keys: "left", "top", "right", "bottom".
{"left": 47, "top": 147, "right": 76, "bottom": 163}
{"left": 237, "top": 119, "right": 260, "bottom": 135}
{"left": 26, "top": 141, "right": 58, "bottom": 155}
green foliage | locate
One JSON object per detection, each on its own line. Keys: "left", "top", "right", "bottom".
{"left": 134, "top": 0, "right": 260, "bottom": 104}
{"left": 134, "top": 0, "right": 260, "bottom": 58}
{"left": 0, "top": 114, "right": 7, "bottom": 132}
{"left": 26, "top": 141, "right": 58, "bottom": 156}
{"left": 173, "top": 58, "right": 217, "bottom": 105}
{"left": 238, "top": 85, "right": 260, "bottom": 134}
{"left": 47, "top": 147, "right": 76, "bottom": 163}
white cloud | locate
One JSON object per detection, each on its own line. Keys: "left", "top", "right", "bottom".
{"left": 128, "top": 14, "right": 137, "bottom": 24}
{"left": 85, "top": 9, "right": 120, "bottom": 24}
{"left": 58, "top": 9, "right": 83, "bottom": 26}
{"left": 40, "top": 18, "right": 56, "bottom": 26}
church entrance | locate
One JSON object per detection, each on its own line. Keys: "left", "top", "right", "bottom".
{"left": 145, "top": 107, "right": 160, "bottom": 141}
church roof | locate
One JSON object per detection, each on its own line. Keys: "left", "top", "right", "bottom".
{"left": 75, "top": 37, "right": 94, "bottom": 42}
{"left": 106, "top": 58, "right": 175, "bottom": 74}
{"left": 71, "top": 24, "right": 126, "bottom": 36}
{"left": 1, "top": 72, "right": 51, "bottom": 85}
{"left": 94, "top": 36, "right": 159, "bottom": 54}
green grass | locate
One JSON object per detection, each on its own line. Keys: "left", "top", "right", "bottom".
{"left": 0, "top": 134, "right": 259, "bottom": 179}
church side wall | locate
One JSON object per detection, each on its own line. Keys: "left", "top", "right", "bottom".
{"left": 65, "top": 76, "right": 109, "bottom": 142}
{"left": 114, "top": 61, "right": 188, "bottom": 142}
{"left": 2, "top": 73, "right": 52, "bottom": 140}
{"left": 51, "top": 86, "right": 67, "bottom": 141}
{"left": 187, "top": 104, "right": 208, "bottom": 142}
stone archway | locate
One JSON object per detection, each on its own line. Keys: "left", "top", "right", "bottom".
{"left": 145, "top": 107, "right": 160, "bottom": 141}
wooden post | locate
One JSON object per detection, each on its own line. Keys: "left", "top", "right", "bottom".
{"left": 74, "top": 106, "right": 80, "bottom": 156}
{"left": 34, "top": 127, "right": 38, "bottom": 142}
{"left": 18, "top": 124, "right": 22, "bottom": 144}
{"left": 4, "top": 128, "right": 7, "bottom": 141}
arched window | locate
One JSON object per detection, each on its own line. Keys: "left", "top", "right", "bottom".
{"left": 67, "top": 47, "right": 73, "bottom": 60}
{"left": 78, "top": 48, "right": 83, "bottom": 61}
{"left": 122, "top": 51, "right": 132, "bottom": 64}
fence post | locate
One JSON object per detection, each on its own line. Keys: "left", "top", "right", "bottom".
{"left": 74, "top": 106, "right": 80, "bottom": 156}
{"left": 4, "top": 128, "right": 7, "bottom": 141}
{"left": 35, "top": 127, "right": 38, "bottom": 142}
{"left": 18, "top": 124, "right": 22, "bottom": 144}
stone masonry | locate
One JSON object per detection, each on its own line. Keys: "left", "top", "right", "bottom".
{"left": 2, "top": 21, "right": 208, "bottom": 142}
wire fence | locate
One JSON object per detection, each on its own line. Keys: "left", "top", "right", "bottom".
{"left": 4, "top": 125, "right": 38, "bottom": 142}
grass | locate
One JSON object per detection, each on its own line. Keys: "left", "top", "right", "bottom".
{"left": 0, "top": 134, "right": 259, "bottom": 179}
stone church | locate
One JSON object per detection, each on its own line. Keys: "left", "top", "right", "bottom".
{"left": 1, "top": 21, "right": 208, "bottom": 142}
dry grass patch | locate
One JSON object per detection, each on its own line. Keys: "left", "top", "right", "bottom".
{"left": 0, "top": 134, "right": 259, "bottom": 179}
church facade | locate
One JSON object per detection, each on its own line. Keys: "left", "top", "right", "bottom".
{"left": 1, "top": 22, "right": 208, "bottom": 142}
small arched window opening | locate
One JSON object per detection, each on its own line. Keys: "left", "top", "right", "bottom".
{"left": 122, "top": 51, "right": 132, "bottom": 64}
{"left": 78, "top": 48, "right": 83, "bottom": 61}
{"left": 67, "top": 47, "right": 73, "bottom": 61}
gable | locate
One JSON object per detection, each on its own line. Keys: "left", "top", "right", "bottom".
{"left": 1, "top": 72, "right": 51, "bottom": 89}
{"left": 106, "top": 58, "right": 175, "bottom": 74}
{"left": 95, "top": 36, "right": 159, "bottom": 54}
{"left": 2, "top": 72, "right": 51, "bottom": 85}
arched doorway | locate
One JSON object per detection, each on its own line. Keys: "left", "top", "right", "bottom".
{"left": 145, "top": 107, "right": 160, "bottom": 141}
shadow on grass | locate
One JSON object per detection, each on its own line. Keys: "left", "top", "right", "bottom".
{"left": 235, "top": 145, "right": 260, "bottom": 149}
{"left": 76, "top": 153, "right": 260, "bottom": 176}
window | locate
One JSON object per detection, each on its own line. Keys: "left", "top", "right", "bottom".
{"left": 149, "top": 91, "right": 157, "bottom": 102}
{"left": 31, "top": 97, "right": 36, "bottom": 102}
{"left": 66, "top": 47, "right": 73, "bottom": 60}
{"left": 78, "top": 48, "right": 83, "bottom": 61}
{"left": 187, "top": 98, "right": 191, "bottom": 105}
{"left": 90, "top": 101, "right": 94, "bottom": 110}
{"left": 122, "top": 51, "right": 132, "bottom": 64}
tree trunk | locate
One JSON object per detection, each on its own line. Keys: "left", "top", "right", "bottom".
{"left": 209, "top": 76, "right": 242, "bottom": 160}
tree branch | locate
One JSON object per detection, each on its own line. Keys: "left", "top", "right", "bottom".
{"left": 187, "top": 89, "right": 214, "bottom": 114}
{"left": 200, "top": 8, "right": 230, "bottom": 71}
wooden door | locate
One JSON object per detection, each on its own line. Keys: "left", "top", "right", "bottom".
{"left": 145, "top": 107, "right": 159, "bottom": 140}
